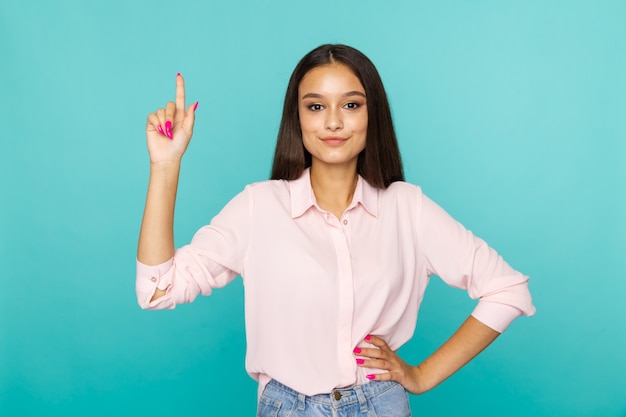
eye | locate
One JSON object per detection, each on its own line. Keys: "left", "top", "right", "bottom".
{"left": 344, "top": 102, "right": 360, "bottom": 110}
{"left": 308, "top": 103, "right": 324, "bottom": 111}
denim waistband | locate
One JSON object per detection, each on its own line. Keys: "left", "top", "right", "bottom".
{"left": 266, "top": 378, "right": 403, "bottom": 411}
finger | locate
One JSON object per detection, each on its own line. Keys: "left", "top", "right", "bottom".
{"left": 358, "top": 358, "right": 391, "bottom": 370}
{"left": 364, "top": 335, "right": 392, "bottom": 352}
{"left": 155, "top": 108, "right": 166, "bottom": 135}
{"left": 357, "top": 347, "right": 385, "bottom": 360}
{"left": 147, "top": 113, "right": 164, "bottom": 135}
{"left": 365, "top": 372, "right": 392, "bottom": 382}
{"left": 182, "top": 101, "right": 198, "bottom": 133}
{"left": 164, "top": 102, "right": 176, "bottom": 139}
{"left": 175, "top": 73, "right": 186, "bottom": 120}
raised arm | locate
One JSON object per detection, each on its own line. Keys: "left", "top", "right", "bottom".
{"left": 138, "top": 74, "right": 197, "bottom": 300}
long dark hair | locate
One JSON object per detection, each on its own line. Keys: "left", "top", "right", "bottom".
{"left": 270, "top": 44, "right": 404, "bottom": 188}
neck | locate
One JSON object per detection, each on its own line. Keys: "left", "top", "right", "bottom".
{"left": 309, "top": 162, "right": 358, "bottom": 219}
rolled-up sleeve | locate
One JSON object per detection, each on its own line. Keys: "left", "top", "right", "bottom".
{"left": 419, "top": 193, "right": 536, "bottom": 333}
{"left": 136, "top": 186, "right": 252, "bottom": 310}
{"left": 136, "top": 258, "right": 176, "bottom": 309}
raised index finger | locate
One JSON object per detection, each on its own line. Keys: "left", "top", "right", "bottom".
{"left": 175, "top": 73, "right": 186, "bottom": 121}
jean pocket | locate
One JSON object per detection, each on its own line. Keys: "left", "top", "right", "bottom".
{"left": 256, "top": 395, "right": 282, "bottom": 417}
{"left": 369, "top": 383, "right": 412, "bottom": 417}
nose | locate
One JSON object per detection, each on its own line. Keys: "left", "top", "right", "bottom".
{"left": 325, "top": 107, "right": 343, "bottom": 131}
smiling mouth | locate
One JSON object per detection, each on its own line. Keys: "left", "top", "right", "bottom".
{"left": 320, "top": 136, "right": 348, "bottom": 146}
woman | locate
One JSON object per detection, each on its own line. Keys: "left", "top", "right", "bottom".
{"left": 137, "top": 44, "right": 535, "bottom": 416}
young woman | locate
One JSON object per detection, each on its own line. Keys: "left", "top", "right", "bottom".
{"left": 137, "top": 44, "right": 535, "bottom": 416}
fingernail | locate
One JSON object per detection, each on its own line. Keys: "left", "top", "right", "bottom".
{"left": 193, "top": 101, "right": 199, "bottom": 111}
{"left": 353, "top": 347, "right": 361, "bottom": 354}
{"left": 365, "top": 335, "right": 371, "bottom": 341}
{"left": 157, "top": 125, "right": 165, "bottom": 135}
{"left": 356, "top": 359, "right": 365, "bottom": 365}
{"left": 165, "top": 121, "right": 172, "bottom": 139}
{"left": 366, "top": 374, "right": 376, "bottom": 380}
{"left": 177, "top": 72, "right": 181, "bottom": 76}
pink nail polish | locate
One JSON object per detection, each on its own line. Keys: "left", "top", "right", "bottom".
{"left": 193, "top": 101, "right": 199, "bottom": 111}
{"left": 365, "top": 335, "right": 371, "bottom": 341}
{"left": 356, "top": 359, "right": 365, "bottom": 365}
{"left": 157, "top": 125, "right": 164, "bottom": 135}
{"left": 353, "top": 347, "right": 361, "bottom": 354}
{"left": 165, "top": 121, "right": 172, "bottom": 139}
{"left": 366, "top": 374, "right": 376, "bottom": 380}
{"left": 177, "top": 72, "right": 181, "bottom": 76}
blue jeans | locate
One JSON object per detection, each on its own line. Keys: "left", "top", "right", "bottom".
{"left": 256, "top": 379, "right": 412, "bottom": 417}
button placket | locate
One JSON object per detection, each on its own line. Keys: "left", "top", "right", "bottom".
{"left": 329, "top": 215, "right": 355, "bottom": 386}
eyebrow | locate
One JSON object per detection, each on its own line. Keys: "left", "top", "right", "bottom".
{"left": 301, "top": 91, "right": 366, "bottom": 99}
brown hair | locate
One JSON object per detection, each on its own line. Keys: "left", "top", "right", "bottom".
{"left": 270, "top": 44, "right": 404, "bottom": 188}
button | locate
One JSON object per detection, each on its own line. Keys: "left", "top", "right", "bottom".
{"left": 333, "top": 391, "right": 342, "bottom": 401}
{"left": 343, "top": 219, "right": 348, "bottom": 225}
{"left": 150, "top": 277, "right": 157, "bottom": 283}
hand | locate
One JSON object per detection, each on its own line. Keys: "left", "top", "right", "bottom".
{"left": 145, "top": 73, "right": 198, "bottom": 164}
{"left": 355, "top": 335, "right": 425, "bottom": 395}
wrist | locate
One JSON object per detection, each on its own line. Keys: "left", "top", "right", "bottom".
{"left": 412, "top": 364, "right": 434, "bottom": 395}
{"left": 150, "top": 160, "right": 182, "bottom": 174}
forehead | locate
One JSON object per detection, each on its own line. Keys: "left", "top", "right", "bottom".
{"left": 299, "top": 63, "right": 364, "bottom": 94}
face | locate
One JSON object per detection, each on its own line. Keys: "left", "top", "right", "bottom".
{"left": 298, "top": 63, "right": 368, "bottom": 171}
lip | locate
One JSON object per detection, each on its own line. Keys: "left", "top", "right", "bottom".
{"left": 320, "top": 136, "right": 348, "bottom": 147}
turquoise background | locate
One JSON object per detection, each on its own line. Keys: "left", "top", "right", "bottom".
{"left": 1, "top": 0, "right": 624, "bottom": 415}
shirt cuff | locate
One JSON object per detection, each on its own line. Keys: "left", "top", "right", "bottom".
{"left": 471, "top": 301, "right": 523, "bottom": 333}
{"left": 136, "top": 258, "right": 175, "bottom": 309}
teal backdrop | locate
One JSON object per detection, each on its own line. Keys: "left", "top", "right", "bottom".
{"left": 1, "top": 1, "right": 625, "bottom": 416}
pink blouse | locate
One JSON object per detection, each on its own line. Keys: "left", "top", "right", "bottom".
{"left": 136, "top": 169, "right": 535, "bottom": 396}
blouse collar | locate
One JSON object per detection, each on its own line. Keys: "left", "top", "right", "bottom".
{"left": 289, "top": 168, "right": 379, "bottom": 219}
